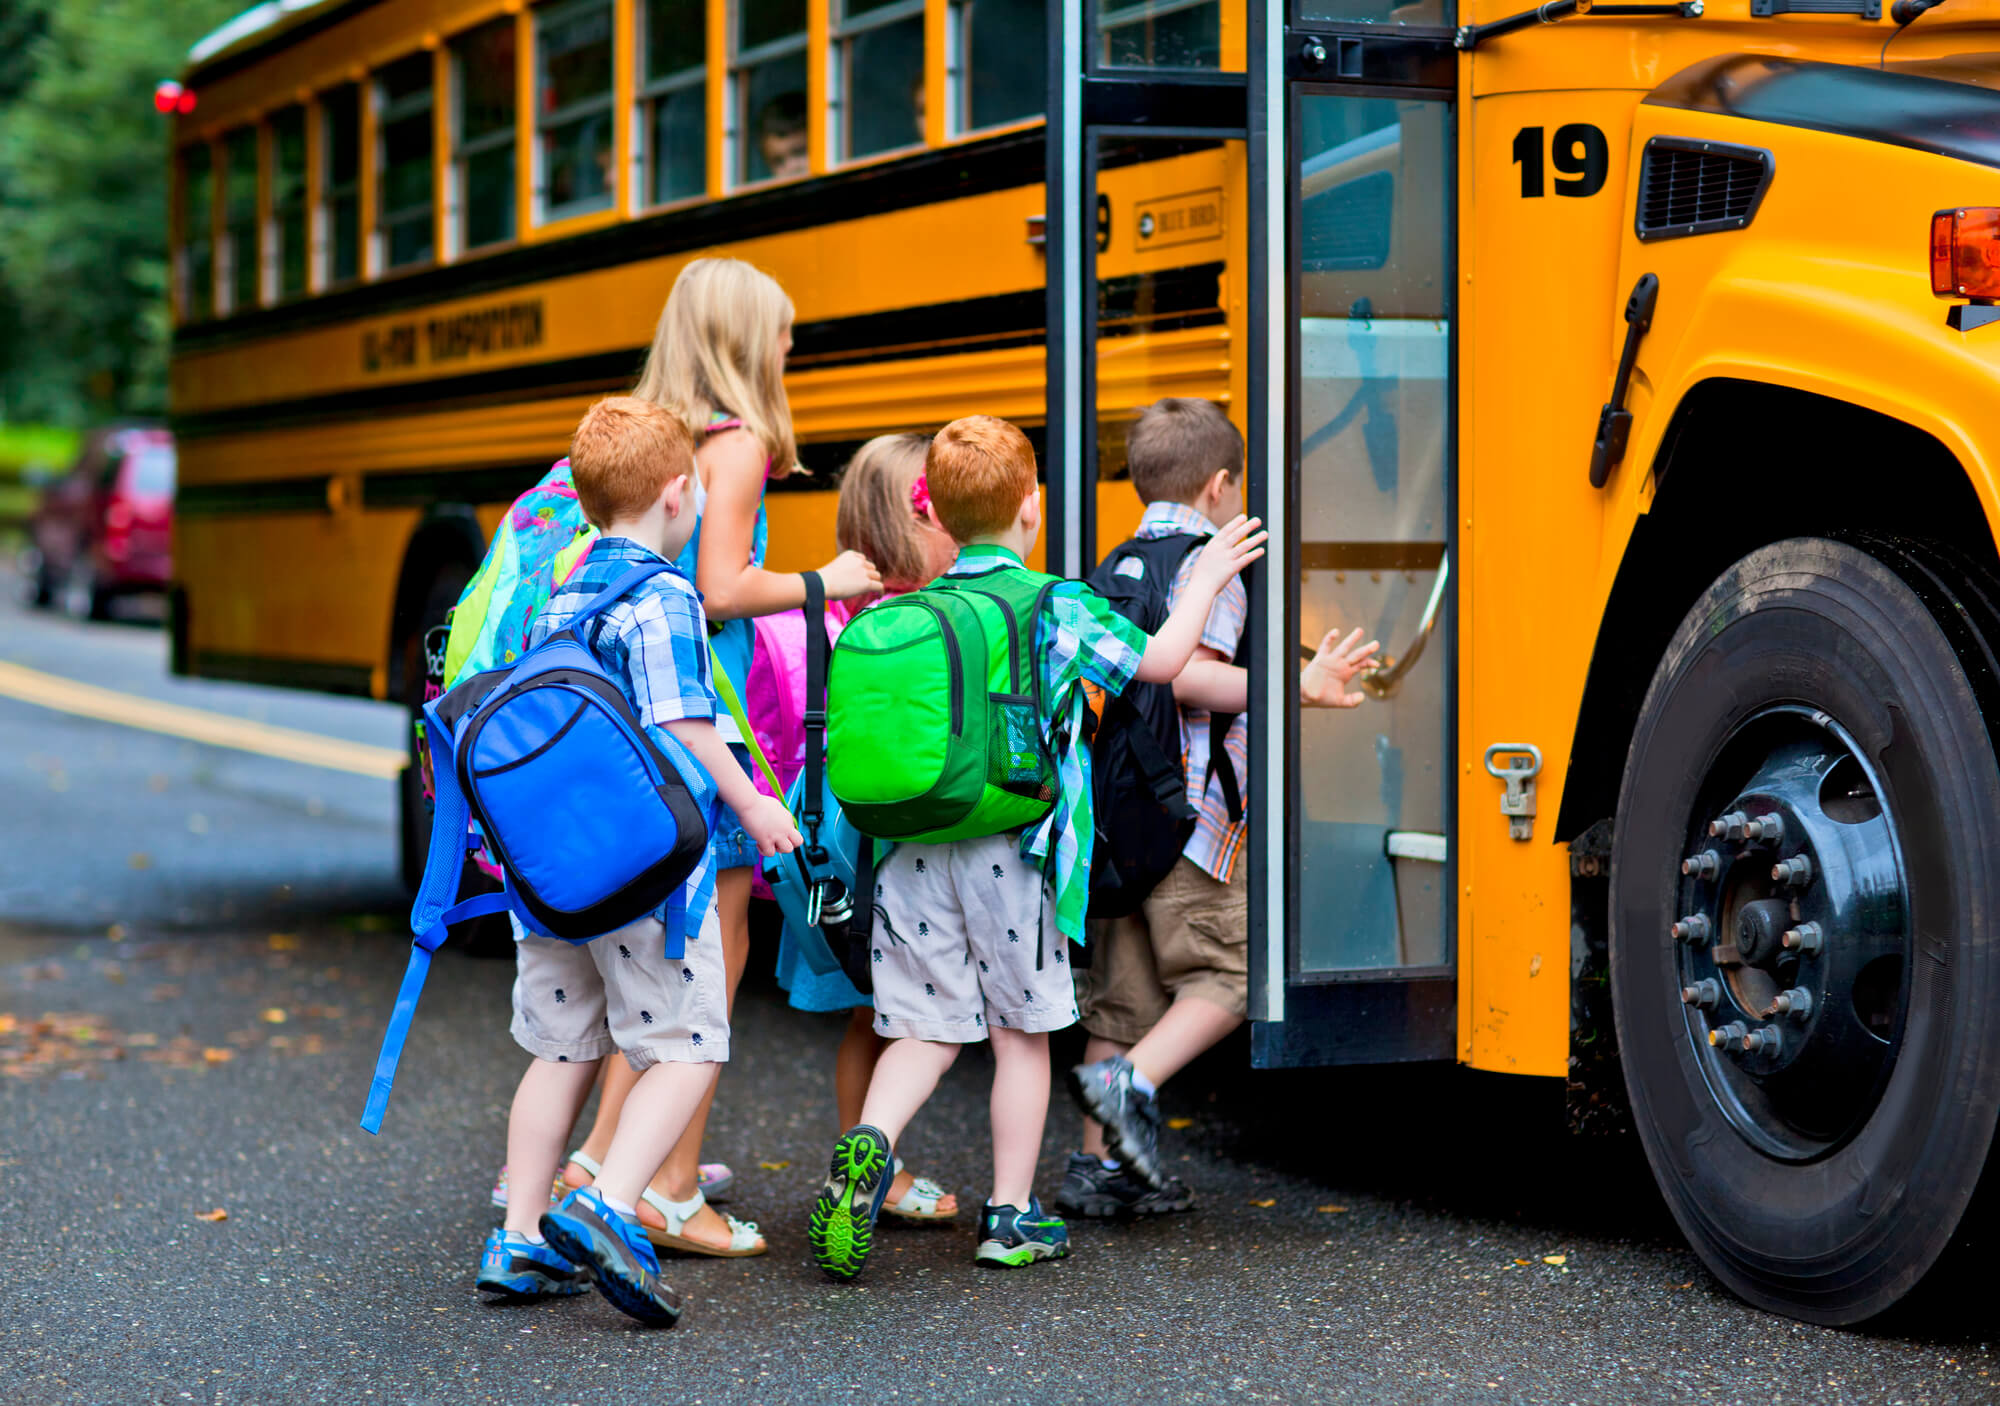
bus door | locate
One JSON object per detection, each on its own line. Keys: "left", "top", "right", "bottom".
{"left": 1243, "top": 1, "right": 1458, "bottom": 1065}
{"left": 1043, "top": 0, "right": 1249, "bottom": 579}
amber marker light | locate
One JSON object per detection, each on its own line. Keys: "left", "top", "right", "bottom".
{"left": 1931, "top": 208, "right": 2000, "bottom": 298}
{"left": 1931, "top": 208, "right": 2000, "bottom": 330}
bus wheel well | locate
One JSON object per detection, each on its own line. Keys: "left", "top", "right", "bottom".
{"left": 386, "top": 508, "right": 485, "bottom": 700}
{"left": 1555, "top": 378, "right": 1997, "bottom": 844}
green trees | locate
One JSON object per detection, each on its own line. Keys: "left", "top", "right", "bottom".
{"left": 0, "top": 0, "right": 238, "bottom": 424}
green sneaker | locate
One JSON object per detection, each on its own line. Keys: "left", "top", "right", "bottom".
{"left": 808, "top": 1124, "right": 894, "bottom": 1280}
{"left": 974, "top": 1196, "right": 1070, "bottom": 1268}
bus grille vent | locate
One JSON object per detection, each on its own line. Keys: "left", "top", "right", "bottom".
{"left": 1635, "top": 138, "right": 1774, "bottom": 242}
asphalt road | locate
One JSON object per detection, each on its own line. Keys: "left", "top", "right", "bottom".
{"left": 1, "top": 572, "right": 1994, "bottom": 1405}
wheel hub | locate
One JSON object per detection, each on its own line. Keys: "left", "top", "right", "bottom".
{"left": 1672, "top": 708, "right": 1912, "bottom": 1160}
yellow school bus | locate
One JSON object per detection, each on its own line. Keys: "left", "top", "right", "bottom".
{"left": 169, "top": 0, "right": 2000, "bottom": 1324}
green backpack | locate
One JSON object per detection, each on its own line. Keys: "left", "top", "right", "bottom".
{"left": 827, "top": 564, "right": 1061, "bottom": 843}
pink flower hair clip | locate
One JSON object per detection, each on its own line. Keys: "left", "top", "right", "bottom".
{"left": 910, "top": 472, "right": 933, "bottom": 520}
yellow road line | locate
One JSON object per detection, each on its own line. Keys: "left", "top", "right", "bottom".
{"left": 0, "top": 660, "right": 405, "bottom": 779}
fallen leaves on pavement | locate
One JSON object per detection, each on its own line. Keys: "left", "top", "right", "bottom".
{"left": 1166, "top": 1117, "right": 1195, "bottom": 1130}
{"left": 1316, "top": 1205, "right": 1349, "bottom": 1214}
{"left": 194, "top": 1208, "right": 228, "bottom": 1223}
{"left": 1248, "top": 1198, "right": 1276, "bottom": 1208}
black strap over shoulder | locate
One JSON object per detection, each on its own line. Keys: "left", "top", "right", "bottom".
{"left": 801, "top": 571, "right": 827, "bottom": 855}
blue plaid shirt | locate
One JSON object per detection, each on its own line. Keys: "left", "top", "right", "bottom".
{"left": 529, "top": 536, "right": 721, "bottom": 940}
{"left": 944, "top": 544, "right": 1146, "bottom": 940}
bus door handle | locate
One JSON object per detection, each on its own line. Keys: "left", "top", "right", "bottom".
{"left": 1355, "top": 552, "right": 1449, "bottom": 700}
{"left": 1484, "top": 743, "right": 1543, "bottom": 841}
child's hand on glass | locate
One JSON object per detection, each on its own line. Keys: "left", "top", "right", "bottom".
{"left": 741, "top": 793, "right": 804, "bottom": 856}
{"left": 1191, "top": 515, "right": 1268, "bottom": 595}
{"left": 1300, "top": 626, "right": 1381, "bottom": 709}
{"left": 819, "top": 550, "right": 882, "bottom": 602}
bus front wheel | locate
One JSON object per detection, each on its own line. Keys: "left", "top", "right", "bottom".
{"left": 1610, "top": 536, "right": 2000, "bottom": 1325}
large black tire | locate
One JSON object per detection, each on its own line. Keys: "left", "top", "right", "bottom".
{"left": 1611, "top": 537, "right": 2000, "bottom": 1325}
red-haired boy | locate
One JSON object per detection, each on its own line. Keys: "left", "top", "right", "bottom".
{"left": 806, "top": 415, "right": 1265, "bottom": 1274}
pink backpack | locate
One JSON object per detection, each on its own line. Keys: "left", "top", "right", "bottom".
{"left": 744, "top": 605, "right": 846, "bottom": 899}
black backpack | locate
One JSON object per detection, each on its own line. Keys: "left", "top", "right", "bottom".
{"left": 1083, "top": 533, "right": 1241, "bottom": 921}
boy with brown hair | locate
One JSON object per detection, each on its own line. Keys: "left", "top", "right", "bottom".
{"left": 1063, "top": 397, "right": 1379, "bottom": 1218}
{"left": 478, "top": 396, "right": 799, "bottom": 1326}
{"left": 806, "top": 413, "right": 1266, "bottom": 1276}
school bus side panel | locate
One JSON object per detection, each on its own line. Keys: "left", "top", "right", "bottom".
{"left": 1458, "top": 85, "right": 1639, "bottom": 1077}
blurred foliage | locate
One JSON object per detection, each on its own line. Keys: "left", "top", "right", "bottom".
{"left": 0, "top": 422, "right": 79, "bottom": 476}
{"left": 0, "top": 0, "right": 239, "bottom": 426}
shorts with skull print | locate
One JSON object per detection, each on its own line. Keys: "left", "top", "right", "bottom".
{"left": 866, "top": 832, "right": 1080, "bottom": 1042}
{"left": 509, "top": 903, "right": 728, "bottom": 1068}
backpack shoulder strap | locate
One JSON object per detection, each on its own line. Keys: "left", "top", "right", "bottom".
{"left": 562, "top": 560, "right": 673, "bottom": 636}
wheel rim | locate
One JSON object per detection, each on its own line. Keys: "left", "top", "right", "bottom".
{"left": 1672, "top": 705, "right": 1913, "bottom": 1162}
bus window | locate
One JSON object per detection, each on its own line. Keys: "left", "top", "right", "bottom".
{"left": 377, "top": 54, "right": 436, "bottom": 269}
{"left": 179, "top": 144, "right": 214, "bottom": 321}
{"left": 322, "top": 83, "right": 362, "bottom": 286}
{"left": 833, "top": 0, "right": 925, "bottom": 161}
{"left": 537, "top": 0, "right": 616, "bottom": 220}
{"left": 640, "top": 0, "right": 707, "bottom": 205}
{"left": 734, "top": 0, "right": 808, "bottom": 183}
{"left": 960, "top": 0, "right": 1045, "bottom": 130}
{"left": 222, "top": 127, "right": 260, "bottom": 313}
{"left": 1293, "top": 93, "right": 1451, "bottom": 974}
{"left": 1096, "top": 0, "right": 1221, "bottom": 69}
{"left": 455, "top": 17, "right": 518, "bottom": 249}
{"left": 270, "top": 106, "right": 308, "bottom": 300}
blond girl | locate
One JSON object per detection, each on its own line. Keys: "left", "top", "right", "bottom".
{"left": 550, "top": 258, "right": 880, "bottom": 1257}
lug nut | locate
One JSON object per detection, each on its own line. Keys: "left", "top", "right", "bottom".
{"left": 1709, "top": 1021, "right": 1748, "bottom": 1049}
{"left": 1771, "top": 854, "right": 1814, "bottom": 886}
{"left": 1742, "top": 1026, "right": 1783, "bottom": 1055}
{"left": 1681, "top": 978, "right": 1722, "bottom": 1009}
{"left": 1744, "top": 814, "right": 1786, "bottom": 847}
{"left": 1770, "top": 987, "right": 1814, "bottom": 1019}
{"left": 1671, "top": 913, "right": 1713, "bottom": 943}
{"left": 1781, "top": 922, "right": 1825, "bottom": 955}
{"left": 1709, "top": 811, "right": 1749, "bottom": 841}
{"left": 1682, "top": 850, "right": 1722, "bottom": 880}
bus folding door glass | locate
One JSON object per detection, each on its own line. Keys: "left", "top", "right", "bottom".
{"left": 377, "top": 55, "right": 435, "bottom": 269}
{"left": 271, "top": 107, "right": 308, "bottom": 299}
{"left": 457, "top": 18, "right": 518, "bottom": 249}
{"left": 834, "top": 0, "right": 924, "bottom": 160}
{"left": 322, "top": 84, "right": 362, "bottom": 285}
{"left": 735, "top": 0, "right": 808, "bottom": 182}
{"left": 539, "top": 0, "right": 616, "bottom": 218}
{"left": 1292, "top": 94, "right": 1450, "bottom": 974}
{"left": 962, "top": 0, "right": 1044, "bottom": 130}
{"left": 180, "top": 144, "right": 214, "bottom": 320}
{"left": 1293, "top": 0, "right": 1449, "bottom": 29}
{"left": 643, "top": 0, "right": 707, "bottom": 204}
{"left": 1097, "top": 0, "right": 1221, "bottom": 70}
{"left": 223, "top": 127, "right": 260, "bottom": 312}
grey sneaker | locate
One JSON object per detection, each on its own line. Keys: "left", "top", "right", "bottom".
{"left": 1053, "top": 1152, "right": 1194, "bottom": 1219}
{"left": 1068, "top": 1055, "right": 1167, "bottom": 1189}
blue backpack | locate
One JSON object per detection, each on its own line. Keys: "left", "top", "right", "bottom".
{"left": 361, "top": 561, "right": 715, "bottom": 1134}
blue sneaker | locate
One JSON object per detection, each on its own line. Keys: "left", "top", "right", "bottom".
{"left": 807, "top": 1124, "right": 894, "bottom": 1281}
{"left": 475, "top": 1228, "right": 589, "bottom": 1301}
{"left": 539, "top": 1187, "right": 683, "bottom": 1327}
{"left": 975, "top": 1196, "right": 1070, "bottom": 1268}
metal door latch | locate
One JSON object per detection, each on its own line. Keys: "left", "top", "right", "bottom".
{"left": 1484, "top": 743, "right": 1543, "bottom": 841}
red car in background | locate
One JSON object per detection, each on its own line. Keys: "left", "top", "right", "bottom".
{"left": 26, "top": 425, "right": 176, "bottom": 619}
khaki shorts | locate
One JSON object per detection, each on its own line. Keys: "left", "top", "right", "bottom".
{"left": 868, "top": 832, "right": 1081, "bottom": 1042}
{"left": 509, "top": 904, "right": 728, "bottom": 1069}
{"left": 1076, "top": 856, "right": 1246, "bottom": 1045}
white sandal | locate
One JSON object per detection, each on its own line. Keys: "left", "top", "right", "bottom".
{"left": 641, "top": 1187, "right": 767, "bottom": 1257}
{"left": 562, "top": 1148, "right": 735, "bottom": 1202}
{"left": 882, "top": 1157, "right": 959, "bottom": 1221}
